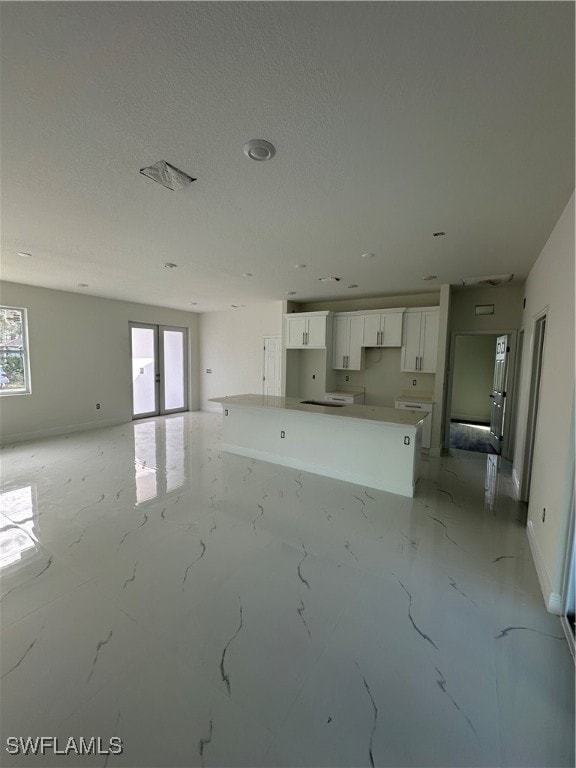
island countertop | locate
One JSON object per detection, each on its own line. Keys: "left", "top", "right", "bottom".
{"left": 210, "top": 393, "right": 425, "bottom": 427}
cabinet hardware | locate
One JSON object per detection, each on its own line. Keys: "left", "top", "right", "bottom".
{"left": 415, "top": 356, "right": 418, "bottom": 370}
{"left": 302, "top": 332, "right": 305, "bottom": 345}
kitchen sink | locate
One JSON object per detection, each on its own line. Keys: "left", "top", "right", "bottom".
{"left": 300, "top": 400, "right": 346, "bottom": 407}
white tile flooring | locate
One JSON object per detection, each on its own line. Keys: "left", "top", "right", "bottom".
{"left": 0, "top": 412, "right": 573, "bottom": 768}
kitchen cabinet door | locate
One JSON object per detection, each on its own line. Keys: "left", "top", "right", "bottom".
{"left": 285, "top": 316, "right": 307, "bottom": 348}
{"left": 381, "top": 312, "right": 403, "bottom": 346}
{"left": 362, "top": 314, "right": 381, "bottom": 347}
{"left": 306, "top": 315, "right": 327, "bottom": 348}
{"left": 332, "top": 315, "right": 363, "bottom": 369}
{"left": 420, "top": 311, "right": 439, "bottom": 372}
{"left": 401, "top": 309, "right": 439, "bottom": 372}
{"left": 347, "top": 315, "right": 364, "bottom": 369}
{"left": 401, "top": 312, "right": 423, "bottom": 371}
{"left": 333, "top": 316, "right": 349, "bottom": 369}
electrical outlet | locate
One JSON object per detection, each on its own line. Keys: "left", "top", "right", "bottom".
{"left": 542, "top": 508, "right": 546, "bottom": 522}
{"left": 412, "top": 379, "right": 417, "bottom": 386}
{"left": 312, "top": 374, "right": 316, "bottom": 380}
{"left": 96, "top": 403, "right": 101, "bottom": 409}
{"left": 345, "top": 375, "right": 350, "bottom": 382}
{"left": 404, "top": 436, "right": 410, "bottom": 445}
{"left": 280, "top": 430, "right": 286, "bottom": 438}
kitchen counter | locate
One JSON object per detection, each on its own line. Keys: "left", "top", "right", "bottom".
{"left": 396, "top": 391, "right": 434, "bottom": 403}
{"left": 210, "top": 394, "right": 424, "bottom": 497}
{"left": 211, "top": 394, "right": 424, "bottom": 427}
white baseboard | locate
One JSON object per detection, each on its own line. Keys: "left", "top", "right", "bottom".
{"left": 221, "top": 442, "right": 415, "bottom": 497}
{"left": 0, "top": 418, "right": 126, "bottom": 446}
{"left": 526, "top": 519, "right": 562, "bottom": 615}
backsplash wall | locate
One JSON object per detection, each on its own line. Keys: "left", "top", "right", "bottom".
{"left": 334, "top": 347, "right": 435, "bottom": 406}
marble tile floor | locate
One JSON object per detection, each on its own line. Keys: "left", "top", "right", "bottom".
{"left": 0, "top": 412, "right": 573, "bottom": 768}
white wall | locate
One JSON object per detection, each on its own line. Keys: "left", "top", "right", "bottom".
{"left": 450, "top": 284, "right": 524, "bottom": 331}
{"left": 199, "top": 302, "right": 283, "bottom": 411}
{"left": 451, "top": 335, "right": 497, "bottom": 422}
{"left": 512, "top": 193, "right": 575, "bottom": 611}
{"left": 0, "top": 282, "right": 200, "bottom": 443}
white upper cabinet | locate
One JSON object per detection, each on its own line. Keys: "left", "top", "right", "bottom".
{"left": 332, "top": 314, "right": 363, "bottom": 370}
{"left": 401, "top": 308, "right": 439, "bottom": 373}
{"left": 362, "top": 309, "right": 405, "bottom": 347}
{"left": 284, "top": 312, "right": 330, "bottom": 349}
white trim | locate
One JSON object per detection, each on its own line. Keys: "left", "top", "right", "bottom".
{"left": 0, "top": 418, "right": 126, "bottom": 445}
{"left": 221, "top": 442, "right": 415, "bottom": 497}
{"left": 526, "top": 519, "right": 561, "bottom": 615}
{"left": 511, "top": 468, "right": 521, "bottom": 499}
{"left": 560, "top": 615, "right": 575, "bottom": 660}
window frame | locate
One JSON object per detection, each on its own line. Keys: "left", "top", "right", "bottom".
{"left": 0, "top": 305, "right": 32, "bottom": 396}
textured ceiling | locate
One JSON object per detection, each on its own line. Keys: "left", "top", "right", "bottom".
{"left": 1, "top": 2, "right": 574, "bottom": 311}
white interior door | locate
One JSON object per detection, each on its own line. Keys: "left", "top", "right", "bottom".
{"left": 489, "top": 334, "right": 509, "bottom": 453}
{"left": 263, "top": 336, "right": 281, "bottom": 396}
{"left": 131, "top": 323, "right": 188, "bottom": 418}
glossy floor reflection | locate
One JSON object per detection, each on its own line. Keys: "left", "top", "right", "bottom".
{"left": 1, "top": 413, "right": 573, "bottom": 767}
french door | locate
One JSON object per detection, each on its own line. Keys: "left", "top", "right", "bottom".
{"left": 130, "top": 323, "right": 188, "bottom": 418}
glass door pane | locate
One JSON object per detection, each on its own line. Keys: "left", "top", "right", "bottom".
{"left": 131, "top": 324, "right": 158, "bottom": 417}
{"left": 162, "top": 327, "right": 187, "bottom": 412}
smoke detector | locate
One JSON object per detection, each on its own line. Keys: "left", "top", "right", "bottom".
{"left": 140, "top": 161, "right": 196, "bottom": 190}
{"left": 243, "top": 140, "right": 276, "bottom": 161}
{"left": 461, "top": 274, "right": 513, "bottom": 287}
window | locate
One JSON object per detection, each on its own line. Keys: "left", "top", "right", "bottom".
{"left": 0, "top": 306, "right": 31, "bottom": 395}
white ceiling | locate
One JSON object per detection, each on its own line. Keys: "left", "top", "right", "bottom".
{"left": 1, "top": 2, "right": 574, "bottom": 312}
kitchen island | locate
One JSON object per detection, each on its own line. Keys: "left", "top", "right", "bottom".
{"left": 210, "top": 394, "right": 425, "bottom": 497}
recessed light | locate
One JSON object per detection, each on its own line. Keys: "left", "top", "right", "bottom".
{"left": 77, "top": 283, "right": 89, "bottom": 288}
{"left": 190, "top": 302, "right": 198, "bottom": 305}
{"left": 164, "top": 262, "right": 178, "bottom": 269}
{"left": 17, "top": 251, "right": 32, "bottom": 258}
{"left": 242, "top": 273, "right": 253, "bottom": 278}
{"left": 361, "top": 253, "right": 375, "bottom": 259}
{"left": 286, "top": 291, "right": 297, "bottom": 296}
{"left": 318, "top": 277, "right": 341, "bottom": 282}
{"left": 295, "top": 264, "right": 307, "bottom": 269}
{"left": 422, "top": 275, "right": 438, "bottom": 281}
{"left": 347, "top": 284, "right": 359, "bottom": 289}
{"left": 231, "top": 304, "right": 239, "bottom": 308}
{"left": 433, "top": 232, "right": 446, "bottom": 237}
{"left": 243, "top": 139, "right": 276, "bottom": 161}
{"left": 140, "top": 161, "right": 196, "bottom": 191}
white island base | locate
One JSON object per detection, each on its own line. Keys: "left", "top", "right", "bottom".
{"left": 211, "top": 395, "right": 424, "bottom": 497}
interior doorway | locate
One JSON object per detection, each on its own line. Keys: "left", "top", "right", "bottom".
{"left": 263, "top": 335, "right": 281, "bottom": 396}
{"left": 130, "top": 323, "right": 188, "bottom": 418}
{"left": 445, "top": 331, "right": 517, "bottom": 458}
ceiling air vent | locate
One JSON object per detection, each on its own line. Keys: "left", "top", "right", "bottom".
{"left": 461, "top": 274, "right": 513, "bottom": 287}
{"left": 140, "top": 161, "right": 196, "bottom": 191}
